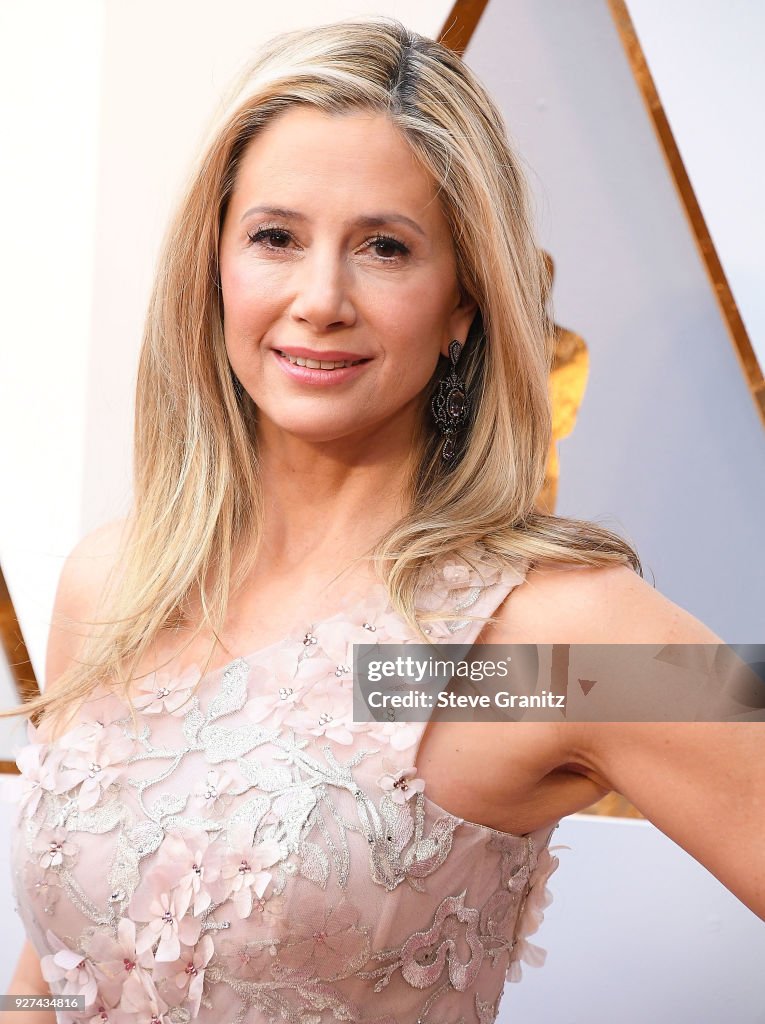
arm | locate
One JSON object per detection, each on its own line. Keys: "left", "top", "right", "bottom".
{"left": 571, "top": 718, "right": 764, "bottom": 919}
{"left": 0, "top": 940, "right": 56, "bottom": 1024}
{"left": 493, "top": 562, "right": 765, "bottom": 920}
{"left": 1, "top": 519, "right": 129, "bottom": 1023}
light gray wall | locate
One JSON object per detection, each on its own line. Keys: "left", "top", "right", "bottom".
{"left": 466, "top": 0, "right": 765, "bottom": 642}
{"left": 497, "top": 815, "right": 765, "bottom": 1024}
{"left": 628, "top": 0, "right": 765, "bottom": 368}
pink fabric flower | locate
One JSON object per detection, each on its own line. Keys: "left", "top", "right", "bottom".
{"left": 85, "top": 917, "right": 157, "bottom": 1010}
{"left": 154, "top": 934, "right": 214, "bottom": 1017}
{"left": 15, "top": 725, "right": 80, "bottom": 817}
{"left": 292, "top": 645, "right": 338, "bottom": 683}
{"left": 413, "top": 549, "right": 525, "bottom": 636}
{"left": 191, "top": 768, "right": 235, "bottom": 815}
{"left": 248, "top": 890, "right": 288, "bottom": 928}
{"left": 60, "top": 723, "right": 134, "bottom": 811}
{"left": 132, "top": 663, "right": 200, "bottom": 716}
{"left": 415, "top": 559, "right": 469, "bottom": 615}
{"left": 505, "top": 844, "right": 565, "bottom": 983}
{"left": 40, "top": 930, "right": 99, "bottom": 1007}
{"left": 32, "top": 827, "right": 78, "bottom": 869}
{"left": 153, "top": 831, "right": 219, "bottom": 917}
{"left": 341, "top": 590, "right": 415, "bottom": 646}
{"left": 367, "top": 720, "right": 422, "bottom": 752}
{"left": 286, "top": 678, "right": 355, "bottom": 745}
{"left": 214, "top": 935, "right": 276, "bottom": 980}
{"left": 378, "top": 767, "right": 425, "bottom": 804}
{"left": 310, "top": 617, "right": 374, "bottom": 667}
{"left": 117, "top": 979, "right": 169, "bottom": 1022}
{"left": 25, "top": 862, "right": 61, "bottom": 913}
{"left": 241, "top": 656, "right": 310, "bottom": 728}
{"left": 78, "top": 995, "right": 131, "bottom": 1024}
{"left": 129, "top": 883, "right": 202, "bottom": 963}
{"left": 209, "top": 823, "right": 282, "bottom": 918}
{"left": 280, "top": 622, "right": 328, "bottom": 663}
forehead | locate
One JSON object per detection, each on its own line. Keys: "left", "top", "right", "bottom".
{"left": 228, "top": 106, "right": 446, "bottom": 228}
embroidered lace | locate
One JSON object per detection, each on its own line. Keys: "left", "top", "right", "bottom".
{"left": 11, "top": 545, "right": 563, "bottom": 1023}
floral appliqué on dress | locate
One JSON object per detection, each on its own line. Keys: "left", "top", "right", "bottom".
{"left": 12, "top": 545, "right": 563, "bottom": 1023}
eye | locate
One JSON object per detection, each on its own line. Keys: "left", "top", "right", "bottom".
{"left": 366, "top": 235, "right": 410, "bottom": 261}
{"left": 246, "top": 226, "right": 294, "bottom": 249}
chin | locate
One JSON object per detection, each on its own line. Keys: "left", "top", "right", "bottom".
{"left": 259, "top": 415, "right": 365, "bottom": 446}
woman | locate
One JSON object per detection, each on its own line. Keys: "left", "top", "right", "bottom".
{"left": 4, "top": 18, "right": 762, "bottom": 1024}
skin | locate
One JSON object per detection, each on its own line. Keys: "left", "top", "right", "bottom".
{"left": 6, "top": 105, "right": 761, "bottom": 1008}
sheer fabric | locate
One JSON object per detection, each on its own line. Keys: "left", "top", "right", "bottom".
{"left": 12, "top": 545, "right": 562, "bottom": 1023}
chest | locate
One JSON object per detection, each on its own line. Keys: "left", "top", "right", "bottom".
{"left": 131, "top": 581, "right": 591, "bottom": 838}
{"left": 141, "top": 568, "right": 382, "bottom": 683}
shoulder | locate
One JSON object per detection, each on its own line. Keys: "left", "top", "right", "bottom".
{"left": 487, "top": 560, "right": 723, "bottom": 645}
{"left": 53, "top": 516, "right": 130, "bottom": 620}
{"left": 60, "top": 516, "right": 130, "bottom": 576}
{"left": 46, "top": 517, "right": 131, "bottom": 686}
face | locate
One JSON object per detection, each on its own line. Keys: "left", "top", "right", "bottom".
{"left": 218, "top": 106, "right": 475, "bottom": 451}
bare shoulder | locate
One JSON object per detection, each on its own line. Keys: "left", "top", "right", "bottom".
{"left": 46, "top": 516, "right": 131, "bottom": 687}
{"left": 477, "top": 558, "right": 727, "bottom": 792}
{"left": 53, "top": 516, "right": 131, "bottom": 622}
{"left": 486, "top": 560, "right": 723, "bottom": 645}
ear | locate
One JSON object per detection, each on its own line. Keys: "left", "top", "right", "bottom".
{"left": 442, "top": 289, "right": 479, "bottom": 358}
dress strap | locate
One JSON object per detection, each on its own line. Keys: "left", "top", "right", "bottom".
{"left": 414, "top": 544, "right": 529, "bottom": 647}
{"left": 361, "top": 545, "right": 531, "bottom": 767}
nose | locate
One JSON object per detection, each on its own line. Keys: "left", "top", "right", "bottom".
{"left": 288, "top": 248, "right": 356, "bottom": 331}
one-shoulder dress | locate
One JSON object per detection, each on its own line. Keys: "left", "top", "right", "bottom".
{"left": 11, "top": 545, "right": 564, "bottom": 1023}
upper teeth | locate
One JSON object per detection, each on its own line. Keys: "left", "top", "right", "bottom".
{"left": 279, "top": 351, "right": 363, "bottom": 369}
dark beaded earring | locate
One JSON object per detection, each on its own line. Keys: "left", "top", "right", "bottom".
{"left": 231, "top": 370, "right": 244, "bottom": 402}
{"left": 431, "top": 339, "right": 469, "bottom": 462}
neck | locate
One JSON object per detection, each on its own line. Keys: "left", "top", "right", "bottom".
{"left": 252, "top": 415, "right": 423, "bottom": 577}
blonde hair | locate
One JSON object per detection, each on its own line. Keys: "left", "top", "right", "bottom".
{"left": 9, "top": 17, "right": 641, "bottom": 733}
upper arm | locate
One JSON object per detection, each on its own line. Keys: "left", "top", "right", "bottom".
{"left": 489, "top": 561, "right": 725, "bottom": 646}
{"left": 5, "top": 939, "right": 50, "bottom": 1002}
{"left": 574, "top": 719, "right": 765, "bottom": 919}
{"left": 45, "top": 517, "right": 129, "bottom": 689}
{"left": 491, "top": 561, "right": 765, "bottom": 919}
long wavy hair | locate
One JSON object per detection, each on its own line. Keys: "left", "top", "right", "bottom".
{"left": 8, "top": 17, "right": 641, "bottom": 733}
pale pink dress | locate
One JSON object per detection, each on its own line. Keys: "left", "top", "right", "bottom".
{"left": 11, "top": 544, "right": 563, "bottom": 1023}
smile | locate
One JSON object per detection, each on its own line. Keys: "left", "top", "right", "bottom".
{"left": 272, "top": 349, "right": 371, "bottom": 387}
{"left": 276, "top": 350, "right": 367, "bottom": 370}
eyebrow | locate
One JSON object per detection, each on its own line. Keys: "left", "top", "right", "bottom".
{"left": 239, "top": 205, "right": 426, "bottom": 237}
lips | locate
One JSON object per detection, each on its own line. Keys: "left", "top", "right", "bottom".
{"left": 271, "top": 348, "right": 371, "bottom": 386}
{"left": 276, "top": 350, "right": 366, "bottom": 370}
{"left": 275, "top": 346, "right": 368, "bottom": 359}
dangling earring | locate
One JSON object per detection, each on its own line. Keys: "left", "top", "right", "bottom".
{"left": 431, "top": 339, "right": 469, "bottom": 462}
{"left": 231, "top": 370, "right": 243, "bottom": 402}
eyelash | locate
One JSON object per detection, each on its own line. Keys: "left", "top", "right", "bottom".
{"left": 245, "top": 226, "right": 410, "bottom": 261}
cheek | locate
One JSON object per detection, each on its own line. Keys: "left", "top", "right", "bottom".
{"left": 367, "top": 267, "right": 452, "bottom": 327}
{"left": 376, "top": 289, "right": 451, "bottom": 361}
{"left": 220, "top": 260, "right": 278, "bottom": 338}
{"left": 380, "top": 315, "right": 443, "bottom": 396}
